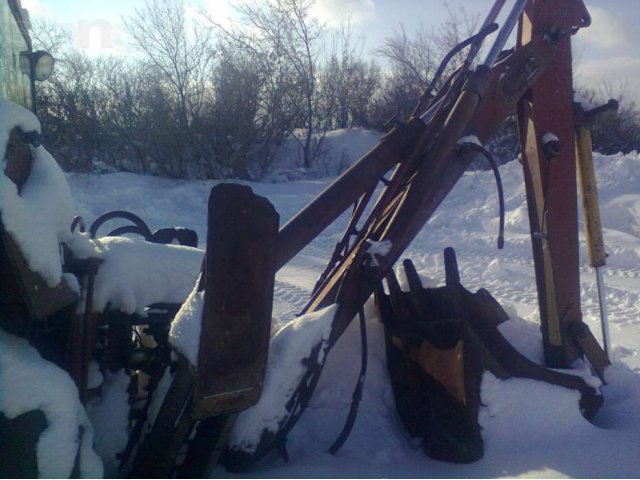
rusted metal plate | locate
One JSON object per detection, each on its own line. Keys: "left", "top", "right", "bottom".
{"left": 0, "top": 229, "right": 78, "bottom": 324}
{"left": 192, "top": 184, "right": 279, "bottom": 419}
{"left": 1, "top": 130, "right": 78, "bottom": 326}
{"left": 3, "top": 128, "right": 33, "bottom": 192}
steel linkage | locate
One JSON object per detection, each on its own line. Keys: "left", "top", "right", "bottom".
{"left": 224, "top": 0, "right": 605, "bottom": 471}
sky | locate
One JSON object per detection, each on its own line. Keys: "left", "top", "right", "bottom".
{"left": 21, "top": 0, "right": 640, "bottom": 106}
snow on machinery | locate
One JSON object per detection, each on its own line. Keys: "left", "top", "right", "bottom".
{"left": 222, "top": 0, "right": 616, "bottom": 468}
{"left": 0, "top": 0, "right": 620, "bottom": 477}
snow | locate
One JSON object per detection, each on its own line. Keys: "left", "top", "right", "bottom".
{"left": 457, "top": 134, "right": 483, "bottom": 146}
{"left": 0, "top": 144, "right": 76, "bottom": 287}
{"left": 542, "top": 132, "right": 560, "bottom": 144}
{"left": 0, "top": 329, "right": 103, "bottom": 478}
{"left": 59, "top": 140, "right": 640, "bottom": 478}
{"left": 169, "top": 276, "right": 205, "bottom": 367}
{"left": 0, "top": 101, "right": 100, "bottom": 290}
{"left": 228, "top": 304, "right": 338, "bottom": 454}
{"left": 3, "top": 118, "right": 640, "bottom": 477}
{"left": 0, "top": 97, "right": 40, "bottom": 160}
{"left": 89, "top": 236, "right": 203, "bottom": 315}
{"left": 366, "top": 239, "right": 393, "bottom": 257}
{"left": 265, "top": 127, "right": 383, "bottom": 181}
{"left": 366, "top": 239, "right": 393, "bottom": 266}
{"left": 573, "top": 91, "right": 596, "bottom": 111}
{"left": 87, "top": 370, "right": 130, "bottom": 477}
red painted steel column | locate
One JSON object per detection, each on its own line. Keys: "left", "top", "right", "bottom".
{"left": 517, "top": 0, "right": 590, "bottom": 367}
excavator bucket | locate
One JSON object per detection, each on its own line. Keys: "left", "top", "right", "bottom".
{"left": 376, "top": 249, "right": 603, "bottom": 464}
{"left": 376, "top": 253, "right": 489, "bottom": 464}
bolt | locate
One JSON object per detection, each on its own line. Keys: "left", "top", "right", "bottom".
{"left": 542, "top": 133, "right": 562, "bottom": 159}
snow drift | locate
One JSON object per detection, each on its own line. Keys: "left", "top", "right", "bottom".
{"left": 2, "top": 106, "right": 640, "bottom": 477}
{"left": 63, "top": 141, "right": 640, "bottom": 478}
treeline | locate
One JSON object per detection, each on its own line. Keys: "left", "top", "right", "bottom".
{"left": 32, "top": 0, "right": 640, "bottom": 180}
{"left": 577, "top": 85, "right": 640, "bottom": 156}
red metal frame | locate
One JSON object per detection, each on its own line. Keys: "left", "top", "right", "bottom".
{"left": 225, "top": 0, "right": 602, "bottom": 469}
{"left": 517, "top": 0, "right": 591, "bottom": 366}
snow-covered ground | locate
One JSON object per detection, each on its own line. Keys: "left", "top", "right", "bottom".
{"left": 63, "top": 139, "right": 640, "bottom": 478}
{"left": 2, "top": 96, "right": 638, "bottom": 477}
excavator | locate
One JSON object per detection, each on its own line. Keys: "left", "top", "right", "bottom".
{"left": 0, "top": 0, "right": 619, "bottom": 476}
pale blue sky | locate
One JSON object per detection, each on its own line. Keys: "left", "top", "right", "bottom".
{"left": 23, "top": 0, "right": 640, "bottom": 104}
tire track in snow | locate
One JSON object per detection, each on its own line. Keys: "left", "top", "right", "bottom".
{"left": 580, "top": 261, "right": 640, "bottom": 327}
{"left": 407, "top": 245, "right": 640, "bottom": 328}
{"left": 276, "top": 232, "right": 640, "bottom": 330}
{"left": 471, "top": 250, "right": 640, "bottom": 327}
{"left": 401, "top": 246, "right": 541, "bottom": 319}
{"left": 604, "top": 266, "right": 640, "bottom": 280}
{"left": 582, "top": 290, "right": 640, "bottom": 327}
{"left": 272, "top": 279, "right": 312, "bottom": 324}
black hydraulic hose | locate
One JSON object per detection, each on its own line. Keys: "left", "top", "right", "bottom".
{"left": 89, "top": 210, "right": 153, "bottom": 240}
{"left": 413, "top": 22, "right": 498, "bottom": 118}
{"left": 328, "top": 306, "right": 368, "bottom": 455}
{"left": 429, "top": 22, "right": 498, "bottom": 92}
{"left": 482, "top": 0, "right": 529, "bottom": 67}
{"left": 313, "top": 193, "right": 371, "bottom": 296}
{"left": 461, "top": 142, "right": 505, "bottom": 249}
{"left": 70, "top": 215, "right": 86, "bottom": 233}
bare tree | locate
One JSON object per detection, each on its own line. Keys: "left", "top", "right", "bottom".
{"left": 282, "top": 0, "right": 324, "bottom": 168}
{"left": 32, "top": 2, "right": 523, "bottom": 179}
{"left": 205, "top": 43, "right": 263, "bottom": 177}
{"left": 30, "top": 18, "right": 73, "bottom": 56}
{"left": 319, "top": 19, "right": 380, "bottom": 130}
{"left": 124, "top": 0, "right": 214, "bottom": 175}
{"left": 204, "top": 13, "right": 295, "bottom": 176}
{"left": 207, "top": 0, "right": 323, "bottom": 169}
{"left": 376, "top": 5, "right": 478, "bottom": 123}
{"left": 378, "top": 24, "right": 435, "bottom": 90}
{"left": 576, "top": 80, "right": 640, "bottom": 154}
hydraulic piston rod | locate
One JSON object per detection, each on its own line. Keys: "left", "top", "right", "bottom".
{"left": 483, "top": 0, "right": 529, "bottom": 67}
{"left": 576, "top": 123, "right": 611, "bottom": 359}
{"left": 466, "top": 0, "right": 508, "bottom": 65}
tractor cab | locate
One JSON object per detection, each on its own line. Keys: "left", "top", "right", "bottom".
{"left": 1, "top": 0, "right": 54, "bottom": 111}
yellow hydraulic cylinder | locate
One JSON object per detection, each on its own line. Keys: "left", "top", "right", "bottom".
{"left": 576, "top": 125, "right": 610, "bottom": 359}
